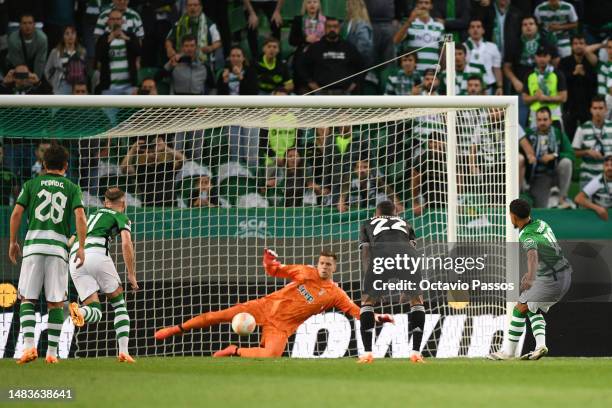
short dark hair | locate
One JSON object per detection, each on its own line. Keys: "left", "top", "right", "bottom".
{"left": 43, "top": 143, "right": 69, "bottom": 171}
{"left": 591, "top": 94, "right": 607, "bottom": 107}
{"left": 20, "top": 13, "right": 34, "bottom": 22}
{"left": 320, "top": 250, "right": 337, "bottom": 261}
{"left": 536, "top": 106, "right": 552, "bottom": 118}
{"left": 571, "top": 33, "right": 586, "bottom": 43}
{"left": 400, "top": 52, "right": 418, "bottom": 62}
{"left": 510, "top": 199, "right": 531, "bottom": 219}
{"left": 423, "top": 68, "right": 437, "bottom": 77}
{"left": 522, "top": 15, "right": 537, "bottom": 25}
{"left": 467, "top": 74, "right": 483, "bottom": 84}
{"left": 263, "top": 36, "right": 280, "bottom": 47}
{"left": 376, "top": 200, "right": 396, "bottom": 216}
{"left": 105, "top": 187, "right": 125, "bottom": 202}
{"left": 469, "top": 17, "right": 484, "bottom": 27}
{"left": 455, "top": 43, "right": 467, "bottom": 54}
{"left": 181, "top": 34, "right": 197, "bottom": 45}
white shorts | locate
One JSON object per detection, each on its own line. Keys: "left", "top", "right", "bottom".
{"left": 69, "top": 251, "right": 122, "bottom": 301}
{"left": 519, "top": 269, "right": 572, "bottom": 313}
{"left": 18, "top": 255, "right": 68, "bottom": 302}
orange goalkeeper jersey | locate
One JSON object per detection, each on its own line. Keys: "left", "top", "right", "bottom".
{"left": 254, "top": 264, "right": 360, "bottom": 335}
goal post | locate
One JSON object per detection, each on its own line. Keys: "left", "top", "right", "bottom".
{"left": 0, "top": 94, "right": 519, "bottom": 359}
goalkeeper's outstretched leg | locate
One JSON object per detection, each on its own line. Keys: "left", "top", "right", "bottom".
{"left": 154, "top": 301, "right": 265, "bottom": 340}
{"left": 213, "top": 326, "right": 288, "bottom": 358}
{"left": 155, "top": 302, "right": 288, "bottom": 358}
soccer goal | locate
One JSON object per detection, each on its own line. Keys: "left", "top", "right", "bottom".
{"left": 0, "top": 94, "right": 518, "bottom": 359}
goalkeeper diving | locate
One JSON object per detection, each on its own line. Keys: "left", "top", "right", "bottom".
{"left": 155, "top": 249, "right": 393, "bottom": 357}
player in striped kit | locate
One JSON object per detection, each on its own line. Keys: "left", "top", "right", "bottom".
{"left": 489, "top": 199, "right": 572, "bottom": 361}
{"left": 8, "top": 143, "right": 87, "bottom": 364}
{"left": 575, "top": 155, "right": 612, "bottom": 221}
{"left": 534, "top": 0, "right": 578, "bottom": 58}
{"left": 68, "top": 187, "right": 138, "bottom": 363}
{"left": 572, "top": 96, "right": 612, "bottom": 188}
{"left": 393, "top": 0, "right": 444, "bottom": 74}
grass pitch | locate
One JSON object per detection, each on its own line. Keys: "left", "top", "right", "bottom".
{"left": 2, "top": 357, "right": 611, "bottom": 408}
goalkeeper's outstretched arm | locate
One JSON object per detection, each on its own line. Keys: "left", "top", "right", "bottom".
{"left": 262, "top": 248, "right": 313, "bottom": 281}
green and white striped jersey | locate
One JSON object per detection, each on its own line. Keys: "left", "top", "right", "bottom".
{"left": 596, "top": 61, "right": 612, "bottom": 96}
{"left": 16, "top": 174, "right": 83, "bottom": 261}
{"left": 71, "top": 208, "right": 131, "bottom": 257}
{"left": 399, "top": 18, "right": 444, "bottom": 73}
{"left": 108, "top": 38, "right": 130, "bottom": 87}
{"left": 384, "top": 69, "right": 422, "bottom": 95}
{"left": 94, "top": 6, "right": 144, "bottom": 39}
{"left": 441, "top": 65, "right": 480, "bottom": 95}
{"left": 519, "top": 219, "right": 570, "bottom": 278}
{"left": 582, "top": 174, "right": 612, "bottom": 208}
{"left": 85, "top": 0, "right": 111, "bottom": 16}
{"left": 534, "top": 1, "right": 578, "bottom": 57}
{"left": 572, "top": 120, "right": 612, "bottom": 187}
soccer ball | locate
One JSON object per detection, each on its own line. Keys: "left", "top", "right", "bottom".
{"left": 231, "top": 312, "right": 256, "bottom": 336}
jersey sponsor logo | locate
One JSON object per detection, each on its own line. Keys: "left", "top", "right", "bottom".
{"left": 523, "top": 238, "right": 536, "bottom": 249}
{"left": 297, "top": 284, "right": 314, "bottom": 303}
{"left": 40, "top": 180, "right": 64, "bottom": 188}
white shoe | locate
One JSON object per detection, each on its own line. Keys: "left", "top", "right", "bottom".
{"left": 520, "top": 346, "right": 548, "bottom": 360}
{"left": 487, "top": 350, "right": 513, "bottom": 360}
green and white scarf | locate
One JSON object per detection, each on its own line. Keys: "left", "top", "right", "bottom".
{"left": 175, "top": 13, "right": 209, "bottom": 63}
{"left": 520, "top": 33, "right": 540, "bottom": 66}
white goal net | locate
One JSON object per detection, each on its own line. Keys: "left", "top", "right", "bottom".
{"left": 0, "top": 95, "right": 518, "bottom": 359}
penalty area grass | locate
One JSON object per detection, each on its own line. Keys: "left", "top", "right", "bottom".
{"left": 1, "top": 357, "right": 611, "bottom": 408}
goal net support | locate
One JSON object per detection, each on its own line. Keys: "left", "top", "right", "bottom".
{"left": 0, "top": 95, "right": 518, "bottom": 359}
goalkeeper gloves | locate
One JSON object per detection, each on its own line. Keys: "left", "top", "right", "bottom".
{"left": 375, "top": 313, "right": 395, "bottom": 324}
{"left": 263, "top": 248, "right": 280, "bottom": 268}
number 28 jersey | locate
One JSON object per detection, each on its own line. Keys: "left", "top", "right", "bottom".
{"left": 359, "top": 216, "right": 417, "bottom": 252}
{"left": 16, "top": 173, "right": 84, "bottom": 261}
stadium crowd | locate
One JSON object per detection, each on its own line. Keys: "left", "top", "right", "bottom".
{"left": 0, "top": 0, "right": 611, "bottom": 218}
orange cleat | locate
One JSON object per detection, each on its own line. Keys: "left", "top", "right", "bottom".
{"left": 213, "top": 345, "right": 238, "bottom": 357}
{"left": 118, "top": 352, "right": 136, "bottom": 363}
{"left": 357, "top": 352, "right": 374, "bottom": 364}
{"left": 16, "top": 347, "right": 38, "bottom": 365}
{"left": 69, "top": 303, "right": 84, "bottom": 327}
{"left": 154, "top": 326, "right": 183, "bottom": 340}
{"left": 410, "top": 353, "right": 425, "bottom": 364}
{"left": 45, "top": 355, "right": 59, "bottom": 364}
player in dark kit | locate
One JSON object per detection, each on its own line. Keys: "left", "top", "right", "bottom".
{"left": 358, "top": 200, "right": 426, "bottom": 364}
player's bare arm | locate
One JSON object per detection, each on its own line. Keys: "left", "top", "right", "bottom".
{"left": 521, "top": 249, "right": 538, "bottom": 292}
{"left": 74, "top": 207, "right": 87, "bottom": 268}
{"left": 8, "top": 204, "right": 24, "bottom": 264}
{"left": 121, "top": 230, "right": 138, "bottom": 290}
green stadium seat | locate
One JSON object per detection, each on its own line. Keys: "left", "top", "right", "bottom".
{"left": 280, "top": 27, "right": 296, "bottom": 61}
{"left": 282, "top": 0, "right": 302, "bottom": 21}
{"left": 229, "top": 4, "right": 247, "bottom": 33}
{"left": 322, "top": 0, "right": 346, "bottom": 19}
